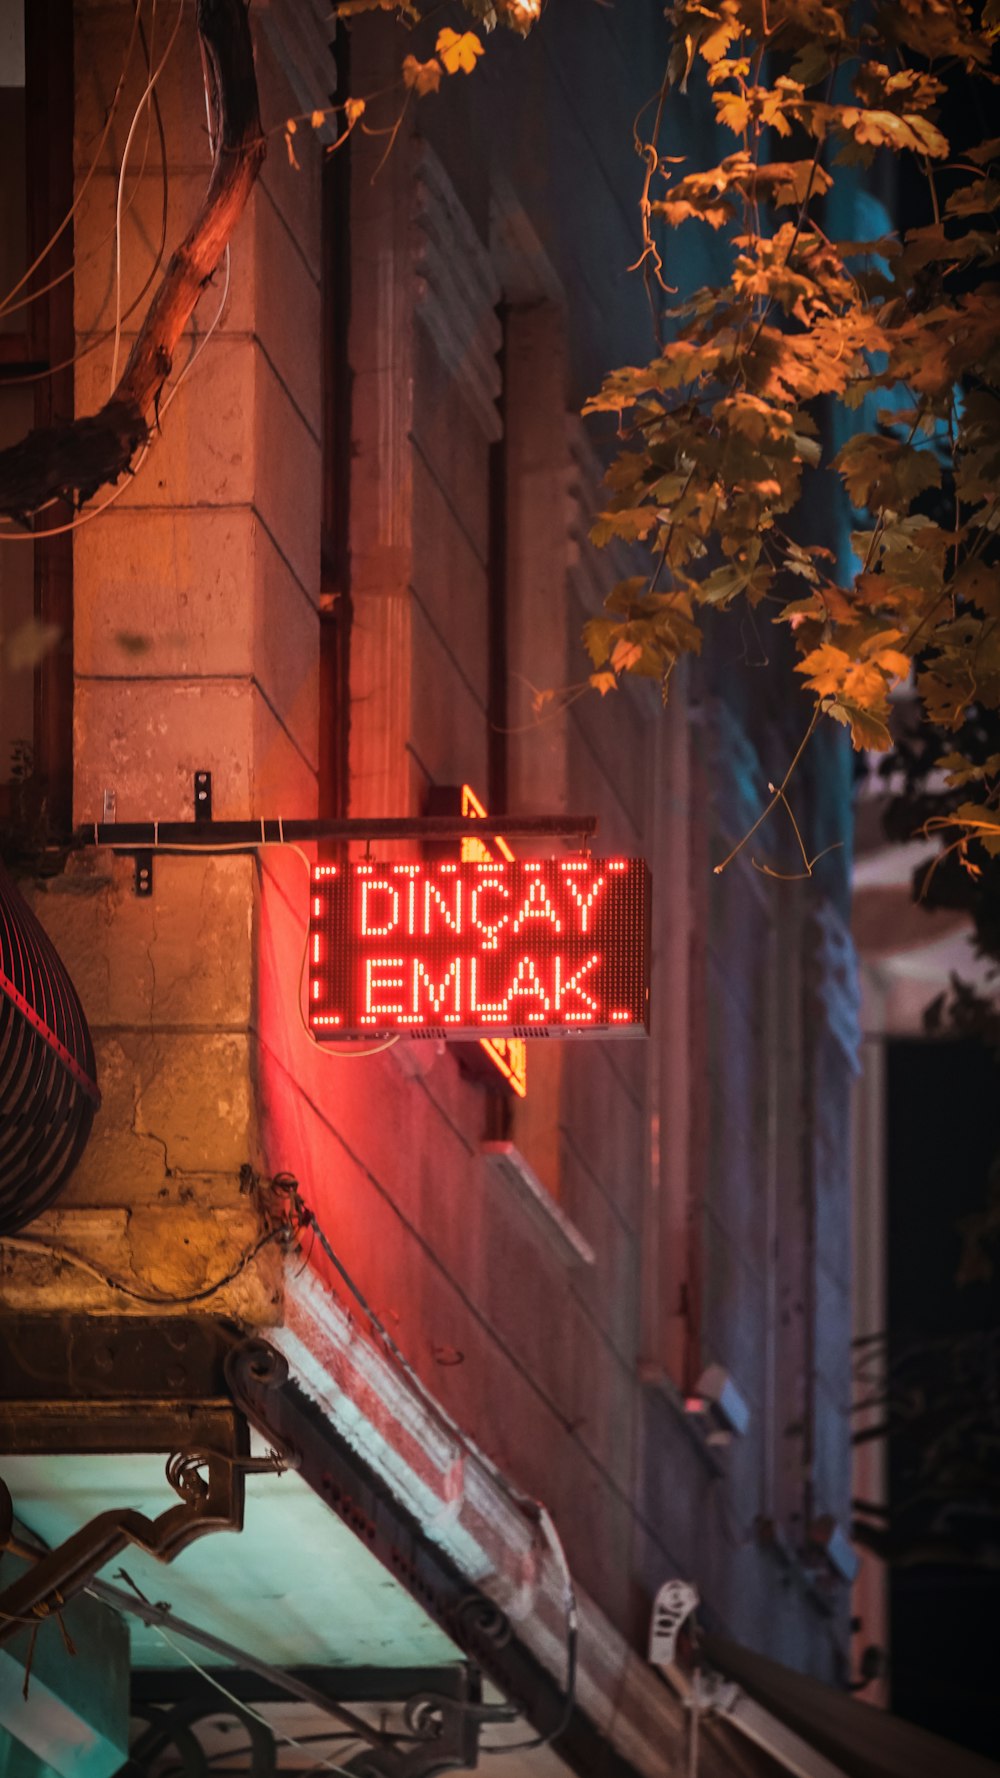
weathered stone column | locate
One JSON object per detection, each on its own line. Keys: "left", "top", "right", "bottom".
{"left": 3, "top": 2, "right": 323, "bottom": 1317}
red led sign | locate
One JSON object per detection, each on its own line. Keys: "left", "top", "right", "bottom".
{"left": 459, "top": 784, "right": 527, "bottom": 1097}
{"left": 309, "top": 858, "right": 650, "bottom": 1040}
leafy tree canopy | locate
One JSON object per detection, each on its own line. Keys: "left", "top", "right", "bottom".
{"left": 349, "top": 0, "right": 1000, "bottom": 863}
{"left": 575, "top": 0, "right": 1000, "bottom": 857}
{"left": 5, "top": 0, "right": 1000, "bottom": 867}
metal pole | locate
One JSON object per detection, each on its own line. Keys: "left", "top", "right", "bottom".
{"left": 77, "top": 815, "right": 598, "bottom": 849}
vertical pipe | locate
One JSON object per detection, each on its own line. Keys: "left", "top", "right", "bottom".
{"left": 26, "top": 0, "right": 74, "bottom": 838}
{"left": 319, "top": 24, "right": 353, "bottom": 826}
{"left": 487, "top": 305, "right": 509, "bottom": 816}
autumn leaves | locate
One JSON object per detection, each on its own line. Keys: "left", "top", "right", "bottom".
{"left": 583, "top": 0, "right": 1000, "bottom": 799}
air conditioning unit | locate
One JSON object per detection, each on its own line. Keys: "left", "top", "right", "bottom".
{"left": 684, "top": 1364, "right": 751, "bottom": 1444}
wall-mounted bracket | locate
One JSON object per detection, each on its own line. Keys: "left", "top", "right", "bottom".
{"left": 134, "top": 851, "right": 153, "bottom": 897}
{"left": 194, "top": 770, "right": 212, "bottom": 822}
{"left": 97, "top": 783, "right": 596, "bottom": 894}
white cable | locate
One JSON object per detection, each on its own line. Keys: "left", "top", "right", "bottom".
{"left": 0, "top": 235, "right": 229, "bottom": 545}
{"left": 110, "top": 0, "right": 185, "bottom": 393}
{"left": 159, "top": 242, "right": 230, "bottom": 417}
{"left": 0, "top": 0, "right": 230, "bottom": 546}
{"left": 0, "top": 445, "right": 151, "bottom": 540}
{"left": 82, "top": 832, "right": 398, "bottom": 1060}
{"left": 0, "top": 5, "right": 143, "bottom": 321}
{"left": 89, "top": 1604, "right": 361, "bottom": 1778}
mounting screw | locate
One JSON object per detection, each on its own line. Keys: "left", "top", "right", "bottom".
{"left": 194, "top": 770, "right": 212, "bottom": 822}
{"left": 135, "top": 852, "right": 153, "bottom": 897}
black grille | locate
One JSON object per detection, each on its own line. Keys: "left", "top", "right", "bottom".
{"left": 0, "top": 859, "right": 100, "bottom": 1234}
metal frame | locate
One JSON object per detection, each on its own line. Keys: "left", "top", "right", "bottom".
{"left": 82, "top": 812, "right": 598, "bottom": 849}
{"left": 0, "top": 1315, "right": 645, "bottom": 1778}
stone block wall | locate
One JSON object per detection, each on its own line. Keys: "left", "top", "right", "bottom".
{"left": 2, "top": 2, "right": 325, "bottom": 1319}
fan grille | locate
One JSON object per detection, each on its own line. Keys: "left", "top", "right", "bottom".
{"left": 0, "top": 859, "right": 100, "bottom": 1234}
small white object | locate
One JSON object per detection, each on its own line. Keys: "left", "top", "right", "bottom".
{"left": 648, "top": 1578, "right": 699, "bottom": 1667}
{"left": 809, "top": 1516, "right": 861, "bottom": 1584}
{"left": 689, "top": 1364, "right": 751, "bottom": 1438}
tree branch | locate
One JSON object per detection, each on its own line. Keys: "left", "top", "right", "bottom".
{"left": 0, "top": 0, "right": 265, "bottom": 523}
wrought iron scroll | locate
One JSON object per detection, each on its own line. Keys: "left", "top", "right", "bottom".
{"left": 119, "top": 1675, "right": 497, "bottom": 1778}
{"left": 123, "top": 1700, "right": 277, "bottom": 1778}
{"left": 0, "top": 1445, "right": 243, "bottom": 1649}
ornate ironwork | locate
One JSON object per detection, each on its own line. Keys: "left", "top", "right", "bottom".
{"left": 0, "top": 1444, "right": 244, "bottom": 1649}
{"left": 118, "top": 1672, "right": 491, "bottom": 1778}
{"left": 0, "top": 856, "right": 100, "bottom": 1232}
{"left": 2, "top": 1321, "right": 596, "bottom": 1775}
{"left": 122, "top": 1701, "right": 277, "bottom": 1778}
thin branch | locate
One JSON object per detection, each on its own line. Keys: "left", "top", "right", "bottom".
{"left": 713, "top": 707, "right": 821, "bottom": 876}
{"left": 629, "top": 65, "right": 674, "bottom": 346}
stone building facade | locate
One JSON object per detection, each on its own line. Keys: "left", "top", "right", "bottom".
{"left": 0, "top": 4, "right": 862, "bottom": 1774}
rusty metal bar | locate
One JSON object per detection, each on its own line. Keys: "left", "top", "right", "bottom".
{"left": 77, "top": 814, "right": 598, "bottom": 849}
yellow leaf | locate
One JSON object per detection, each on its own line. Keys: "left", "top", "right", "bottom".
{"left": 842, "top": 659, "right": 891, "bottom": 706}
{"left": 590, "top": 671, "right": 618, "bottom": 697}
{"left": 284, "top": 126, "right": 299, "bottom": 168}
{"left": 344, "top": 96, "right": 366, "bottom": 126}
{"left": 436, "top": 27, "right": 484, "bottom": 75}
{"left": 796, "top": 642, "right": 851, "bottom": 696}
{"left": 310, "top": 109, "right": 327, "bottom": 129}
{"left": 873, "top": 648, "right": 911, "bottom": 683}
{"left": 402, "top": 54, "right": 443, "bottom": 94}
{"left": 611, "top": 638, "right": 644, "bottom": 672}
{"left": 826, "top": 698, "right": 892, "bottom": 750}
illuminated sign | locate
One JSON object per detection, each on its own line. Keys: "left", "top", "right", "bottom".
{"left": 459, "top": 785, "right": 526, "bottom": 1097}
{"left": 309, "top": 857, "right": 650, "bottom": 1039}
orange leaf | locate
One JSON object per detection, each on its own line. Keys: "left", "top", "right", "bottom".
{"left": 402, "top": 54, "right": 443, "bottom": 95}
{"left": 436, "top": 28, "right": 484, "bottom": 75}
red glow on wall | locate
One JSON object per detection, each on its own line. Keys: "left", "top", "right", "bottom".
{"left": 309, "top": 858, "right": 650, "bottom": 1039}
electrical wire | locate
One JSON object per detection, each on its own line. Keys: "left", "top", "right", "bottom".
{"left": 0, "top": 1223, "right": 287, "bottom": 1305}
{"left": 0, "top": 5, "right": 143, "bottom": 321}
{"left": 110, "top": 0, "right": 185, "bottom": 392}
{"left": 88, "top": 1574, "right": 408, "bottom": 1749}
{"left": 0, "top": 4, "right": 167, "bottom": 334}
{"left": 0, "top": 231, "right": 230, "bottom": 543}
{"left": 142, "top": 837, "right": 399, "bottom": 1060}
{"left": 272, "top": 1175, "right": 577, "bottom": 1749}
{"left": 62, "top": 830, "right": 398, "bottom": 1061}
{"left": 281, "top": 849, "right": 400, "bottom": 1059}
{"left": 0, "top": 0, "right": 229, "bottom": 545}
{"left": 0, "top": 4, "right": 170, "bottom": 398}
{"left": 110, "top": 1581, "right": 362, "bottom": 1778}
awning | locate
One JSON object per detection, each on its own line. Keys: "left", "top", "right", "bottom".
{"left": 0, "top": 1301, "right": 768, "bottom": 1778}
